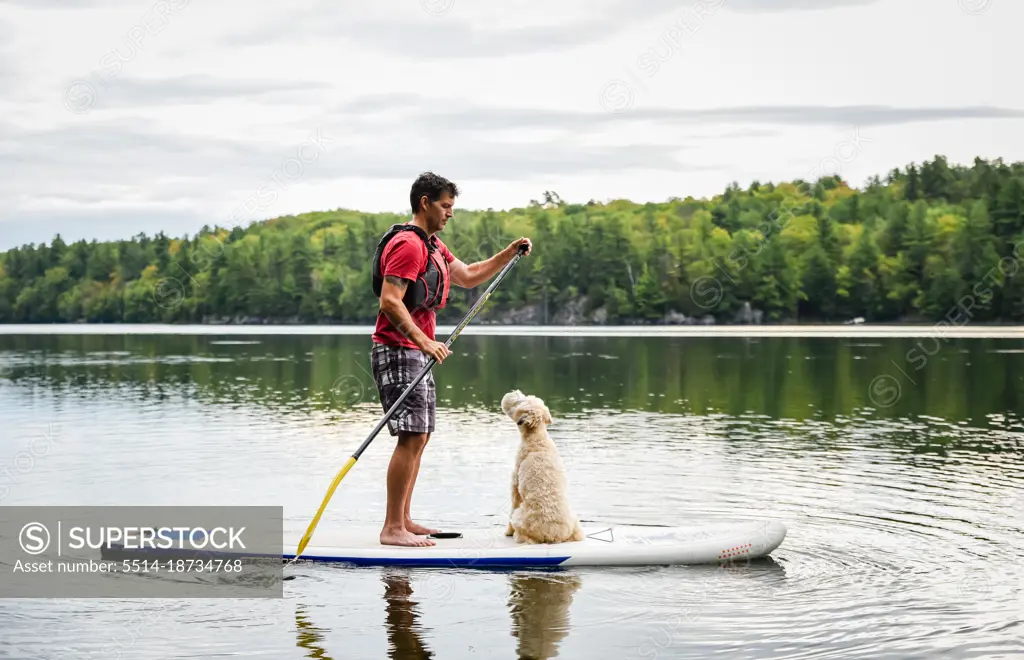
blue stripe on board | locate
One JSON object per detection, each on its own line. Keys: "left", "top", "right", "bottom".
{"left": 282, "top": 554, "right": 572, "bottom": 568}
{"left": 102, "top": 544, "right": 571, "bottom": 568}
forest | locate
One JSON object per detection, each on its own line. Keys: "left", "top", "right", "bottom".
{"left": 1, "top": 155, "right": 1023, "bottom": 326}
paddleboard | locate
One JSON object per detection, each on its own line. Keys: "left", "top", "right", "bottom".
{"left": 99, "top": 519, "right": 786, "bottom": 569}
{"left": 282, "top": 519, "right": 787, "bottom": 568}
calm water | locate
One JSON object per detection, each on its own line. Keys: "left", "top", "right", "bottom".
{"left": 0, "top": 330, "right": 1022, "bottom": 659}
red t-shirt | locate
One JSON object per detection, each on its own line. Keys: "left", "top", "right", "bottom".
{"left": 372, "top": 227, "right": 456, "bottom": 349}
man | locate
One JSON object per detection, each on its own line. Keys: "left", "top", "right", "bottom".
{"left": 371, "top": 171, "right": 532, "bottom": 547}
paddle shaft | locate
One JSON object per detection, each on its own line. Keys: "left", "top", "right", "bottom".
{"left": 292, "top": 243, "right": 528, "bottom": 559}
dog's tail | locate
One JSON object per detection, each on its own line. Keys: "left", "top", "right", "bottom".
{"left": 571, "top": 519, "right": 585, "bottom": 542}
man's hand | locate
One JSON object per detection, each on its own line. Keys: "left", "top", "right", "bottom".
{"left": 508, "top": 237, "right": 532, "bottom": 256}
{"left": 419, "top": 338, "right": 452, "bottom": 363}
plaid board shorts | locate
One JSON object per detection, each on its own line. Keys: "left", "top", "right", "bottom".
{"left": 370, "top": 343, "right": 436, "bottom": 436}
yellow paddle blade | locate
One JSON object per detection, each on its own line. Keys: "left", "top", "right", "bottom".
{"left": 293, "top": 455, "right": 358, "bottom": 559}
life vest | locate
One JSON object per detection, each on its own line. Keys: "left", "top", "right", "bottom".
{"left": 371, "top": 223, "right": 451, "bottom": 311}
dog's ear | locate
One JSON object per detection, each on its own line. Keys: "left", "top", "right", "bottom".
{"left": 515, "top": 398, "right": 553, "bottom": 427}
{"left": 532, "top": 397, "right": 552, "bottom": 425}
{"left": 515, "top": 403, "right": 543, "bottom": 428}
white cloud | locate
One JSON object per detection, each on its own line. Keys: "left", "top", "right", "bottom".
{"left": 0, "top": 0, "right": 1021, "bottom": 250}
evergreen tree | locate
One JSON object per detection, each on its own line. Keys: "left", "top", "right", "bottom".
{"left": 992, "top": 176, "right": 1024, "bottom": 240}
{"left": 799, "top": 244, "right": 837, "bottom": 319}
{"left": 632, "top": 263, "right": 668, "bottom": 320}
{"left": 905, "top": 164, "right": 921, "bottom": 201}
{"left": 848, "top": 228, "right": 882, "bottom": 318}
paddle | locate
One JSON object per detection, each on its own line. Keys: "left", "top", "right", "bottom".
{"left": 291, "top": 242, "right": 530, "bottom": 562}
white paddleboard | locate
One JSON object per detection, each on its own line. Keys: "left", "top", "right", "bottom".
{"left": 285, "top": 519, "right": 787, "bottom": 568}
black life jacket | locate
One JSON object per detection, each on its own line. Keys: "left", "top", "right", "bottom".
{"left": 371, "top": 223, "right": 451, "bottom": 311}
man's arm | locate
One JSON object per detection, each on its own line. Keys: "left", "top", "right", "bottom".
{"left": 379, "top": 276, "right": 429, "bottom": 347}
{"left": 379, "top": 275, "right": 452, "bottom": 362}
{"left": 449, "top": 238, "right": 532, "bottom": 288}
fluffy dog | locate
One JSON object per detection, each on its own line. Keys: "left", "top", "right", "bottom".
{"left": 501, "top": 389, "right": 585, "bottom": 544}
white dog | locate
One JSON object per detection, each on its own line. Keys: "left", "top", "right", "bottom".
{"left": 501, "top": 389, "right": 585, "bottom": 544}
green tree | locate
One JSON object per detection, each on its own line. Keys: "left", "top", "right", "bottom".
{"left": 847, "top": 228, "right": 883, "bottom": 318}
{"left": 632, "top": 263, "right": 668, "bottom": 319}
{"left": 799, "top": 244, "right": 837, "bottom": 319}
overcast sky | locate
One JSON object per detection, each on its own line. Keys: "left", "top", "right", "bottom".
{"left": 1, "top": 0, "right": 1021, "bottom": 249}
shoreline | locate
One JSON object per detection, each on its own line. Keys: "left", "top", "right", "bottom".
{"left": 0, "top": 323, "right": 1021, "bottom": 338}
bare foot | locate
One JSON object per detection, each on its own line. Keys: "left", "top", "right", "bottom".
{"left": 380, "top": 527, "right": 436, "bottom": 547}
{"left": 405, "top": 520, "right": 440, "bottom": 536}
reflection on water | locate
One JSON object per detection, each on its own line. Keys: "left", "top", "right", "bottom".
{"left": 1, "top": 332, "right": 1022, "bottom": 659}
{"left": 295, "top": 604, "right": 335, "bottom": 660}
{"left": 2, "top": 333, "right": 1022, "bottom": 423}
{"left": 293, "top": 569, "right": 585, "bottom": 660}
{"left": 507, "top": 572, "right": 582, "bottom": 660}
{"left": 381, "top": 571, "right": 435, "bottom": 660}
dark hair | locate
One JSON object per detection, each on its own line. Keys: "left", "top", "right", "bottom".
{"left": 410, "top": 171, "right": 460, "bottom": 214}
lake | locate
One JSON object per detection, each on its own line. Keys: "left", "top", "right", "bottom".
{"left": 0, "top": 327, "right": 1021, "bottom": 659}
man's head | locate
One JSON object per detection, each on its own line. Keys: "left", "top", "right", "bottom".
{"left": 410, "top": 171, "right": 459, "bottom": 234}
